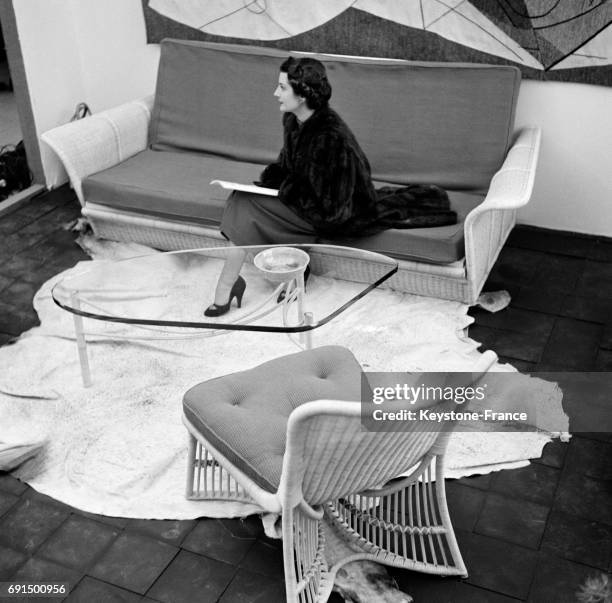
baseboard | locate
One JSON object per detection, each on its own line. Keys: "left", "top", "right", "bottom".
{"left": 0, "top": 184, "right": 45, "bottom": 217}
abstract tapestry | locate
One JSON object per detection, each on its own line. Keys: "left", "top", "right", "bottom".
{"left": 142, "top": 0, "right": 612, "bottom": 86}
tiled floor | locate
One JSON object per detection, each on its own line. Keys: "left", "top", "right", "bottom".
{"left": 0, "top": 186, "right": 611, "bottom": 602}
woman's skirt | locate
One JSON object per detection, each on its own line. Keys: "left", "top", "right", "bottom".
{"left": 220, "top": 190, "right": 318, "bottom": 246}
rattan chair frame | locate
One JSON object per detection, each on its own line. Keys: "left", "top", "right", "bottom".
{"left": 182, "top": 351, "right": 495, "bottom": 603}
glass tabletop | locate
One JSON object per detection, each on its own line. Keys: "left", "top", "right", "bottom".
{"left": 51, "top": 244, "right": 398, "bottom": 333}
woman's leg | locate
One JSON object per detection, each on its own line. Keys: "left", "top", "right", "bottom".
{"left": 211, "top": 245, "right": 247, "bottom": 305}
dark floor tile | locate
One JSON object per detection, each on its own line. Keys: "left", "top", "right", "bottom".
{"left": 0, "top": 300, "right": 39, "bottom": 335}
{"left": 445, "top": 481, "right": 486, "bottom": 531}
{"left": 0, "top": 333, "right": 15, "bottom": 346}
{"left": 573, "top": 431, "right": 612, "bottom": 444}
{"left": 512, "top": 286, "right": 566, "bottom": 314}
{"left": 0, "top": 473, "right": 28, "bottom": 496}
{"left": 541, "top": 509, "right": 612, "bottom": 570}
{"left": 1, "top": 229, "right": 49, "bottom": 256}
{"left": 559, "top": 294, "right": 611, "bottom": 324}
{"left": 37, "top": 514, "right": 120, "bottom": 571}
{"left": 125, "top": 519, "right": 196, "bottom": 546}
{"left": 508, "top": 227, "right": 596, "bottom": 258}
{"left": 22, "top": 487, "right": 72, "bottom": 510}
{"left": 0, "top": 273, "right": 13, "bottom": 293}
{"left": 588, "top": 239, "right": 612, "bottom": 262}
{"left": 595, "top": 348, "right": 612, "bottom": 370}
{"left": 471, "top": 307, "right": 556, "bottom": 338}
{"left": 388, "top": 569, "right": 460, "bottom": 602}
{"left": 18, "top": 259, "right": 72, "bottom": 287}
{"left": 488, "top": 462, "right": 560, "bottom": 506}
{"left": 0, "top": 498, "right": 70, "bottom": 554}
{"left": 0, "top": 206, "right": 47, "bottom": 234}
{"left": 469, "top": 324, "right": 546, "bottom": 363}
{"left": 554, "top": 469, "right": 612, "bottom": 525}
{"left": 182, "top": 519, "right": 256, "bottom": 565}
{"left": 575, "top": 260, "right": 612, "bottom": 300}
{"left": 0, "top": 543, "right": 27, "bottom": 580}
{"left": 0, "top": 490, "right": 19, "bottom": 518}
{"left": 70, "top": 508, "right": 129, "bottom": 529}
{"left": 474, "top": 492, "right": 549, "bottom": 549}
{"left": 396, "top": 571, "right": 519, "bottom": 603}
{"left": 485, "top": 247, "right": 543, "bottom": 289}
{"left": 146, "top": 549, "right": 236, "bottom": 603}
{"left": 531, "top": 437, "right": 569, "bottom": 469}
{"left": 545, "top": 372, "right": 612, "bottom": 434}
{"left": 35, "top": 186, "right": 78, "bottom": 209}
{"left": 90, "top": 532, "right": 178, "bottom": 595}
{"left": 528, "top": 553, "right": 604, "bottom": 603}
{"left": 65, "top": 576, "right": 141, "bottom": 603}
{"left": 564, "top": 436, "right": 612, "bottom": 481}
{"left": 455, "top": 472, "right": 493, "bottom": 491}
{"left": 218, "top": 567, "right": 286, "bottom": 603}
{"left": 601, "top": 322, "right": 612, "bottom": 350}
{"left": 0, "top": 279, "right": 41, "bottom": 309}
{"left": 529, "top": 254, "right": 586, "bottom": 292}
{"left": 19, "top": 230, "right": 84, "bottom": 264}
{"left": 0, "top": 253, "right": 46, "bottom": 282}
{"left": 496, "top": 356, "right": 537, "bottom": 372}
{"left": 540, "top": 318, "right": 602, "bottom": 370}
{"left": 459, "top": 531, "right": 538, "bottom": 599}
{"left": 239, "top": 540, "right": 284, "bottom": 579}
{"left": 11, "top": 556, "right": 82, "bottom": 591}
{"left": 219, "top": 516, "right": 265, "bottom": 540}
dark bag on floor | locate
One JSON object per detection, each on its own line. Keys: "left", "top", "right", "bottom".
{"left": 0, "top": 141, "right": 32, "bottom": 200}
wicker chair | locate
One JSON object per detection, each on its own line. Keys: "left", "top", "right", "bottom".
{"left": 182, "top": 345, "right": 496, "bottom": 602}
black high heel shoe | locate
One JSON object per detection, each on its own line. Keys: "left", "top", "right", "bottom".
{"left": 204, "top": 276, "right": 246, "bottom": 317}
{"left": 277, "top": 265, "right": 310, "bottom": 303}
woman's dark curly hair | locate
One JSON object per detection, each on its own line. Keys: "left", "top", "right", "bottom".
{"left": 280, "top": 57, "right": 332, "bottom": 111}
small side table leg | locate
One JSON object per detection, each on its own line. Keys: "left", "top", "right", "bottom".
{"left": 295, "top": 272, "right": 309, "bottom": 348}
{"left": 71, "top": 293, "right": 92, "bottom": 388}
{"left": 303, "top": 312, "right": 314, "bottom": 350}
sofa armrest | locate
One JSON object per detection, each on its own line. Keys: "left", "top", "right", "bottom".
{"left": 463, "top": 127, "right": 542, "bottom": 300}
{"left": 41, "top": 95, "right": 154, "bottom": 206}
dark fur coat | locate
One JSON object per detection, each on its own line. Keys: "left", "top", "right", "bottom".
{"left": 258, "top": 106, "right": 456, "bottom": 237}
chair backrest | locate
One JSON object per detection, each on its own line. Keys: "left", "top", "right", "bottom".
{"left": 278, "top": 399, "right": 448, "bottom": 506}
{"left": 278, "top": 350, "right": 498, "bottom": 507}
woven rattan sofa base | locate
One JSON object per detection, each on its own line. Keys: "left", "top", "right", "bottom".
{"left": 83, "top": 203, "right": 475, "bottom": 302}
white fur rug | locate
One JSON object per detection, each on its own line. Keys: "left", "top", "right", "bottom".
{"left": 0, "top": 237, "right": 569, "bottom": 519}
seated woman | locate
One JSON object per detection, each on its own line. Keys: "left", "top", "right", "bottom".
{"left": 205, "top": 56, "right": 454, "bottom": 316}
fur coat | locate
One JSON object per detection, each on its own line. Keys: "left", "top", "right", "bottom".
{"left": 259, "top": 106, "right": 456, "bottom": 237}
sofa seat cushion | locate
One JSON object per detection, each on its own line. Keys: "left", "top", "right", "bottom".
{"left": 83, "top": 149, "right": 481, "bottom": 264}
{"left": 323, "top": 190, "right": 484, "bottom": 264}
{"left": 182, "top": 346, "right": 362, "bottom": 492}
{"left": 83, "top": 149, "right": 265, "bottom": 226}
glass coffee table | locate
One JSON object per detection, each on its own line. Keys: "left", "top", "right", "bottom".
{"left": 52, "top": 244, "right": 398, "bottom": 386}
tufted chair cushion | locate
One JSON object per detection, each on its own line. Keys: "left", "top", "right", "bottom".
{"left": 182, "top": 346, "right": 362, "bottom": 492}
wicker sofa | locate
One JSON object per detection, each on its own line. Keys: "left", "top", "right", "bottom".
{"left": 41, "top": 39, "right": 541, "bottom": 304}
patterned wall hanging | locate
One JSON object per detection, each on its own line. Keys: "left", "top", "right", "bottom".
{"left": 142, "top": 0, "right": 612, "bottom": 86}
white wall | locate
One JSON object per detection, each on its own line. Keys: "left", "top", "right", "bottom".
{"left": 13, "top": 0, "right": 159, "bottom": 186}
{"left": 514, "top": 80, "right": 612, "bottom": 237}
{"left": 12, "top": 0, "right": 612, "bottom": 236}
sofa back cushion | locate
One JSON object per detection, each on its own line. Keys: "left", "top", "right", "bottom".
{"left": 150, "top": 39, "right": 520, "bottom": 191}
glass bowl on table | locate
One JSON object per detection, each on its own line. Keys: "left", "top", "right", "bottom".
{"left": 253, "top": 247, "right": 310, "bottom": 284}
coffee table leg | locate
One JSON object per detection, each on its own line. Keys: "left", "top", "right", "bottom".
{"left": 70, "top": 293, "right": 92, "bottom": 388}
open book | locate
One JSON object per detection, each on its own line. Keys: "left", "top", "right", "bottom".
{"left": 210, "top": 180, "right": 279, "bottom": 197}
